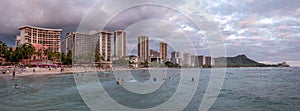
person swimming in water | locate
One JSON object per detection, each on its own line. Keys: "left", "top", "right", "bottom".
{"left": 153, "top": 77, "right": 157, "bottom": 82}
{"left": 14, "top": 84, "right": 19, "bottom": 89}
{"left": 121, "top": 79, "right": 126, "bottom": 85}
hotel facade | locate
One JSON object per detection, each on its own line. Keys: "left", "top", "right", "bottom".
{"left": 160, "top": 42, "right": 168, "bottom": 62}
{"left": 74, "top": 31, "right": 112, "bottom": 64}
{"left": 18, "top": 25, "right": 62, "bottom": 53}
{"left": 183, "top": 53, "right": 192, "bottom": 66}
{"left": 114, "top": 30, "right": 127, "bottom": 57}
{"left": 138, "top": 36, "right": 149, "bottom": 62}
{"left": 95, "top": 31, "right": 112, "bottom": 61}
{"left": 171, "top": 51, "right": 182, "bottom": 65}
{"left": 61, "top": 32, "right": 76, "bottom": 55}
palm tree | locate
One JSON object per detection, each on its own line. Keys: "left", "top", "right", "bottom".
{"left": 36, "top": 49, "right": 42, "bottom": 60}
{"left": 14, "top": 46, "right": 24, "bottom": 61}
{"left": 0, "top": 41, "right": 7, "bottom": 57}
{"left": 43, "top": 48, "right": 52, "bottom": 60}
{"left": 4, "top": 47, "right": 13, "bottom": 62}
{"left": 20, "top": 43, "right": 35, "bottom": 65}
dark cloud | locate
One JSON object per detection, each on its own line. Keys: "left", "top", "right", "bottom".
{"left": 0, "top": 0, "right": 97, "bottom": 46}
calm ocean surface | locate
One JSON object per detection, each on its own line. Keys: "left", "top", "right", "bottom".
{"left": 0, "top": 67, "right": 299, "bottom": 111}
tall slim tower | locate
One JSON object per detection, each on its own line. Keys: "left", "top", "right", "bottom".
{"left": 138, "top": 36, "right": 149, "bottom": 62}
{"left": 160, "top": 42, "right": 168, "bottom": 62}
{"left": 114, "top": 30, "right": 127, "bottom": 57}
{"left": 95, "top": 31, "right": 112, "bottom": 61}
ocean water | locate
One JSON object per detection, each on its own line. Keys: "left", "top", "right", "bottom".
{"left": 0, "top": 67, "right": 299, "bottom": 111}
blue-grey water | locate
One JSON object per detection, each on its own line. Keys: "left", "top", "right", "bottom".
{"left": 0, "top": 67, "right": 299, "bottom": 111}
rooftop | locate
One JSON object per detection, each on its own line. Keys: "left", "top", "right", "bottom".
{"left": 18, "top": 25, "right": 62, "bottom": 31}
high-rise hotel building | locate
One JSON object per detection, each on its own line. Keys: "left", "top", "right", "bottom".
{"left": 61, "top": 32, "right": 76, "bottom": 55}
{"left": 138, "top": 36, "right": 149, "bottom": 62}
{"left": 95, "top": 31, "right": 112, "bottom": 61}
{"left": 114, "top": 30, "right": 127, "bottom": 57}
{"left": 160, "top": 42, "right": 168, "bottom": 62}
{"left": 183, "top": 53, "right": 192, "bottom": 66}
{"left": 74, "top": 31, "right": 112, "bottom": 64}
{"left": 18, "top": 25, "right": 62, "bottom": 53}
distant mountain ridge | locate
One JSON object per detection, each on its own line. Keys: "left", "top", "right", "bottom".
{"left": 215, "top": 55, "right": 275, "bottom": 67}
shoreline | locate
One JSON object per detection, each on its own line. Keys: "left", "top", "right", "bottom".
{"left": 0, "top": 67, "right": 295, "bottom": 77}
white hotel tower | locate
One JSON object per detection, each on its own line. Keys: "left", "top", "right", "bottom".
{"left": 114, "top": 30, "right": 127, "bottom": 57}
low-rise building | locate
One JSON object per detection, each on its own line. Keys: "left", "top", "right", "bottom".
{"left": 128, "top": 55, "right": 139, "bottom": 68}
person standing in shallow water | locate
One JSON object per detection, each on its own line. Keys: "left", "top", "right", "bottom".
{"left": 12, "top": 70, "right": 15, "bottom": 78}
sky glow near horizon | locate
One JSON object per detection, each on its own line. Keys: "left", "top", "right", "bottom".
{"left": 0, "top": 0, "right": 299, "bottom": 66}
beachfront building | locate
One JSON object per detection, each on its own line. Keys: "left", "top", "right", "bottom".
{"left": 205, "top": 56, "right": 212, "bottom": 65}
{"left": 74, "top": 33, "right": 96, "bottom": 64}
{"left": 160, "top": 42, "right": 168, "bottom": 62}
{"left": 61, "top": 32, "right": 76, "bottom": 55}
{"left": 138, "top": 35, "right": 149, "bottom": 62}
{"left": 128, "top": 55, "right": 139, "bottom": 68}
{"left": 18, "top": 25, "right": 62, "bottom": 53}
{"left": 171, "top": 51, "right": 182, "bottom": 65}
{"left": 114, "top": 30, "right": 127, "bottom": 57}
{"left": 73, "top": 31, "right": 112, "bottom": 64}
{"left": 192, "top": 55, "right": 205, "bottom": 67}
{"left": 61, "top": 39, "right": 66, "bottom": 55}
{"left": 183, "top": 53, "right": 192, "bottom": 66}
{"left": 150, "top": 49, "right": 160, "bottom": 62}
{"left": 204, "top": 56, "right": 215, "bottom": 66}
{"left": 95, "top": 31, "right": 112, "bottom": 61}
{"left": 15, "top": 35, "right": 21, "bottom": 47}
{"left": 31, "top": 43, "right": 48, "bottom": 61}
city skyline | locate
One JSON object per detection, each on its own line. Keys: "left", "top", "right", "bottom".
{"left": 0, "top": 0, "right": 299, "bottom": 66}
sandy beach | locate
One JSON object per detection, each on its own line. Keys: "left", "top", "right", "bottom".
{"left": 0, "top": 67, "right": 95, "bottom": 76}
{"left": 0, "top": 66, "right": 160, "bottom": 77}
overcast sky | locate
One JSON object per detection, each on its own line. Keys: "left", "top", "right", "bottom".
{"left": 0, "top": 0, "right": 299, "bottom": 66}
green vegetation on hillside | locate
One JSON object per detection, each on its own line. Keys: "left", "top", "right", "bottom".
{"left": 215, "top": 55, "right": 283, "bottom": 67}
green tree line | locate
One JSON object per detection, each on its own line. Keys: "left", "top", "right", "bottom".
{"left": 0, "top": 41, "right": 72, "bottom": 65}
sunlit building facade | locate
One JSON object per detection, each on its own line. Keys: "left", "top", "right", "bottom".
{"left": 18, "top": 25, "right": 62, "bottom": 53}
{"left": 114, "top": 30, "right": 127, "bottom": 57}
{"left": 160, "top": 42, "right": 168, "bottom": 62}
{"left": 61, "top": 32, "right": 76, "bottom": 55}
{"left": 138, "top": 35, "right": 149, "bottom": 62}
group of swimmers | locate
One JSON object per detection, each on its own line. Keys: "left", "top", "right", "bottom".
{"left": 116, "top": 79, "right": 126, "bottom": 85}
